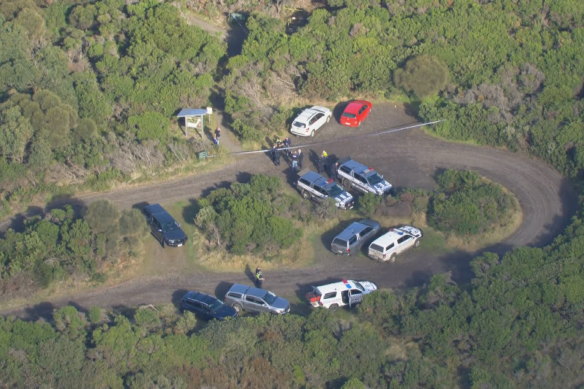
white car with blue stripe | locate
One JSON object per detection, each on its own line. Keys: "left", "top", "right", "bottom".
{"left": 337, "top": 158, "right": 392, "bottom": 196}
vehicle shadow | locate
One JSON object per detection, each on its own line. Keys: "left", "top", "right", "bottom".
{"left": 182, "top": 199, "right": 200, "bottom": 226}
{"left": 172, "top": 289, "right": 189, "bottom": 310}
{"left": 214, "top": 281, "right": 234, "bottom": 300}
{"left": 332, "top": 101, "right": 349, "bottom": 123}
{"left": 21, "top": 301, "right": 55, "bottom": 321}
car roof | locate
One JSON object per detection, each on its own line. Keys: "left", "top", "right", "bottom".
{"left": 370, "top": 230, "right": 403, "bottom": 247}
{"left": 371, "top": 226, "right": 419, "bottom": 246}
{"left": 228, "top": 284, "right": 251, "bottom": 294}
{"left": 182, "top": 291, "right": 218, "bottom": 305}
{"left": 143, "top": 204, "right": 176, "bottom": 223}
{"left": 294, "top": 106, "right": 330, "bottom": 122}
{"left": 339, "top": 159, "right": 372, "bottom": 175}
{"left": 315, "top": 279, "right": 358, "bottom": 293}
{"left": 299, "top": 170, "right": 332, "bottom": 187}
{"left": 344, "top": 100, "right": 370, "bottom": 114}
{"left": 336, "top": 219, "right": 378, "bottom": 240}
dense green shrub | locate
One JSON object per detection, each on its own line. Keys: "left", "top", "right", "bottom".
{"left": 428, "top": 170, "right": 515, "bottom": 236}
{"left": 394, "top": 55, "right": 450, "bottom": 98}
{"left": 195, "top": 175, "right": 302, "bottom": 255}
{"left": 0, "top": 1, "right": 225, "bottom": 203}
{"left": 0, "top": 201, "right": 147, "bottom": 287}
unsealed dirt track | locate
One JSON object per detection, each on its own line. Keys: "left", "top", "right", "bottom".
{"left": 1, "top": 104, "right": 577, "bottom": 319}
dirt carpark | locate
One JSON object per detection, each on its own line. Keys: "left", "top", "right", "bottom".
{"left": 0, "top": 103, "right": 577, "bottom": 319}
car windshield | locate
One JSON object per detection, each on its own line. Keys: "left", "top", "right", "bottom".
{"left": 366, "top": 172, "right": 384, "bottom": 185}
{"left": 333, "top": 237, "right": 347, "bottom": 246}
{"left": 293, "top": 121, "right": 306, "bottom": 128}
{"left": 369, "top": 244, "right": 384, "bottom": 253}
{"left": 342, "top": 112, "right": 356, "bottom": 118}
{"left": 164, "top": 221, "right": 179, "bottom": 231}
{"left": 209, "top": 299, "right": 223, "bottom": 311}
{"left": 263, "top": 291, "right": 277, "bottom": 305}
{"left": 354, "top": 282, "right": 365, "bottom": 291}
{"left": 327, "top": 184, "right": 343, "bottom": 197}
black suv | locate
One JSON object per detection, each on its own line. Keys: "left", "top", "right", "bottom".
{"left": 143, "top": 204, "right": 187, "bottom": 247}
{"left": 181, "top": 291, "right": 238, "bottom": 320}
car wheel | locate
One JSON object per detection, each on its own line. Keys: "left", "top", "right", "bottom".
{"left": 160, "top": 239, "right": 165, "bottom": 248}
{"left": 389, "top": 253, "right": 397, "bottom": 263}
{"left": 357, "top": 121, "right": 361, "bottom": 126}
{"left": 326, "top": 115, "right": 331, "bottom": 123}
{"left": 310, "top": 129, "right": 315, "bottom": 137}
{"left": 329, "top": 304, "right": 339, "bottom": 310}
{"left": 414, "top": 239, "right": 421, "bottom": 248}
{"left": 301, "top": 190, "right": 310, "bottom": 199}
{"left": 233, "top": 304, "right": 242, "bottom": 313}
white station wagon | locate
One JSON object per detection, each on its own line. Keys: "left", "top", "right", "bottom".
{"left": 367, "top": 226, "right": 423, "bottom": 262}
{"left": 290, "top": 106, "right": 332, "bottom": 137}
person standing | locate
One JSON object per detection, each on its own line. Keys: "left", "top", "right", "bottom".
{"left": 297, "top": 149, "right": 304, "bottom": 169}
{"left": 290, "top": 150, "right": 299, "bottom": 171}
{"left": 331, "top": 161, "right": 339, "bottom": 181}
{"left": 255, "top": 267, "right": 264, "bottom": 288}
{"left": 317, "top": 155, "right": 324, "bottom": 173}
{"left": 274, "top": 147, "right": 281, "bottom": 166}
{"left": 215, "top": 127, "right": 221, "bottom": 140}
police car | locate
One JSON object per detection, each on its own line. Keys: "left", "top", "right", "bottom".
{"left": 305, "top": 279, "right": 378, "bottom": 309}
{"left": 367, "top": 225, "right": 423, "bottom": 262}
{"left": 337, "top": 159, "right": 392, "bottom": 196}
{"left": 297, "top": 170, "right": 354, "bottom": 209}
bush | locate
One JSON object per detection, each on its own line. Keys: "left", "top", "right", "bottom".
{"left": 428, "top": 170, "right": 514, "bottom": 236}
{"left": 394, "top": 55, "right": 450, "bottom": 99}
{"left": 195, "top": 175, "right": 302, "bottom": 255}
{"left": 357, "top": 193, "right": 382, "bottom": 217}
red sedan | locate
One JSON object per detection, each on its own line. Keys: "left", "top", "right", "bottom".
{"left": 339, "top": 100, "right": 373, "bottom": 127}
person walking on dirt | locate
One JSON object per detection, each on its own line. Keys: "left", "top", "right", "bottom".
{"left": 215, "top": 127, "right": 221, "bottom": 140}
{"left": 255, "top": 267, "right": 264, "bottom": 288}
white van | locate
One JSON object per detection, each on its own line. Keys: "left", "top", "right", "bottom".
{"left": 367, "top": 225, "right": 422, "bottom": 262}
{"left": 305, "top": 279, "right": 377, "bottom": 309}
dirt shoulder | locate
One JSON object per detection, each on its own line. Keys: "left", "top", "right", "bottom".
{"left": 0, "top": 104, "right": 577, "bottom": 319}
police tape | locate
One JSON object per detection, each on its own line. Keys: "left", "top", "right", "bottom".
{"left": 231, "top": 120, "right": 443, "bottom": 156}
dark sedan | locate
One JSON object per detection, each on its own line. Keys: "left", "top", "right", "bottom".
{"left": 181, "top": 291, "right": 238, "bottom": 320}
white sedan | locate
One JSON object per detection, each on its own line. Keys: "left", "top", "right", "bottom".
{"left": 290, "top": 106, "right": 332, "bottom": 137}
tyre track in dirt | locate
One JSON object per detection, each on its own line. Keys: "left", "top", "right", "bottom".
{"left": 1, "top": 104, "right": 577, "bottom": 319}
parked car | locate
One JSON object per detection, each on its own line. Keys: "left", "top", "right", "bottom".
{"left": 297, "top": 170, "right": 354, "bottom": 209}
{"left": 290, "top": 106, "right": 332, "bottom": 137}
{"left": 224, "top": 284, "right": 290, "bottom": 315}
{"left": 181, "top": 291, "right": 238, "bottom": 320}
{"left": 306, "top": 279, "right": 378, "bottom": 309}
{"left": 368, "top": 225, "right": 423, "bottom": 262}
{"left": 337, "top": 158, "right": 392, "bottom": 196}
{"left": 339, "top": 100, "right": 372, "bottom": 127}
{"left": 143, "top": 203, "right": 187, "bottom": 247}
{"left": 330, "top": 219, "right": 381, "bottom": 255}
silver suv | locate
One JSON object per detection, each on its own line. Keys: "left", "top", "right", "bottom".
{"left": 330, "top": 219, "right": 381, "bottom": 255}
{"left": 224, "top": 284, "right": 290, "bottom": 314}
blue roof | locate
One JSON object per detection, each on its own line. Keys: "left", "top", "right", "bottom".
{"left": 177, "top": 108, "right": 208, "bottom": 117}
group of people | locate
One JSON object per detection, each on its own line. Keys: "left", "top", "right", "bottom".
{"left": 270, "top": 137, "right": 303, "bottom": 171}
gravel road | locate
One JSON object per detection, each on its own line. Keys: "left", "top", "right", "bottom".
{"left": 1, "top": 104, "right": 577, "bottom": 319}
